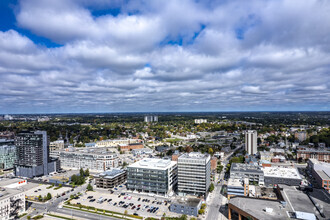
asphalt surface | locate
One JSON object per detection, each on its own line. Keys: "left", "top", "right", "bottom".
{"left": 205, "top": 145, "right": 243, "bottom": 220}
{"left": 23, "top": 181, "right": 90, "bottom": 219}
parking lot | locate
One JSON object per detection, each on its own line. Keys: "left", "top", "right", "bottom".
{"left": 69, "top": 186, "right": 180, "bottom": 218}
{"left": 25, "top": 184, "right": 72, "bottom": 198}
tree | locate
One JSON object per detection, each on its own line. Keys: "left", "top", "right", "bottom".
{"left": 198, "top": 209, "right": 205, "bottom": 214}
{"left": 38, "top": 195, "right": 42, "bottom": 201}
{"left": 46, "top": 193, "right": 52, "bottom": 200}
{"left": 208, "top": 148, "right": 214, "bottom": 155}
{"left": 124, "top": 210, "right": 128, "bottom": 215}
{"left": 179, "top": 215, "right": 188, "bottom": 220}
{"left": 87, "top": 183, "right": 93, "bottom": 191}
{"left": 27, "top": 216, "right": 31, "bottom": 220}
{"left": 80, "top": 168, "right": 84, "bottom": 177}
{"left": 208, "top": 183, "right": 214, "bottom": 192}
{"left": 85, "top": 168, "right": 90, "bottom": 177}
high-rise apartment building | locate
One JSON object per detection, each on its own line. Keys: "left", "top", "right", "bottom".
{"left": 144, "top": 116, "right": 158, "bottom": 123}
{"left": 177, "top": 152, "right": 211, "bottom": 197}
{"left": 14, "top": 131, "right": 59, "bottom": 178}
{"left": 245, "top": 130, "right": 257, "bottom": 155}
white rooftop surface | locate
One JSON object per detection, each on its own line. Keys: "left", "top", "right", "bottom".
{"left": 295, "top": 211, "right": 316, "bottom": 220}
{"left": 227, "top": 178, "right": 244, "bottom": 187}
{"left": 262, "top": 167, "right": 302, "bottom": 179}
{"left": 128, "top": 158, "right": 176, "bottom": 170}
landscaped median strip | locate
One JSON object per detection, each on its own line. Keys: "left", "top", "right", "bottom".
{"left": 63, "top": 204, "right": 143, "bottom": 220}
{"left": 47, "top": 213, "right": 75, "bottom": 220}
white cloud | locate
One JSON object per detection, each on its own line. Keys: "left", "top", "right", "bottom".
{"left": 0, "top": 0, "right": 329, "bottom": 113}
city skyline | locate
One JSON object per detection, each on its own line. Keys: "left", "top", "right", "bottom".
{"left": 0, "top": 0, "right": 330, "bottom": 113}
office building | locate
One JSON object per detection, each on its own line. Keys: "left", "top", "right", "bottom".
{"left": 227, "top": 178, "right": 249, "bottom": 199}
{"left": 127, "top": 158, "right": 177, "bottom": 196}
{"left": 144, "top": 115, "right": 158, "bottom": 123}
{"left": 230, "top": 163, "right": 264, "bottom": 185}
{"left": 14, "top": 131, "right": 59, "bottom": 178}
{"left": 262, "top": 166, "right": 302, "bottom": 186}
{"left": 297, "top": 146, "right": 330, "bottom": 162}
{"left": 170, "top": 197, "right": 202, "bottom": 217}
{"left": 307, "top": 159, "right": 330, "bottom": 193}
{"left": 245, "top": 130, "right": 257, "bottom": 155}
{"left": 95, "top": 168, "right": 127, "bottom": 189}
{"left": 59, "top": 148, "right": 119, "bottom": 172}
{"left": 177, "top": 152, "right": 211, "bottom": 197}
{"left": 49, "top": 140, "right": 65, "bottom": 152}
{"left": 0, "top": 145, "right": 16, "bottom": 170}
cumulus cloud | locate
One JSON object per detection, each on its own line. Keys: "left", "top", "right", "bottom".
{"left": 0, "top": 0, "right": 329, "bottom": 113}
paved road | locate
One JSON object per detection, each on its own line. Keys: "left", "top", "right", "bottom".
{"left": 205, "top": 145, "right": 243, "bottom": 220}
{"left": 24, "top": 181, "right": 90, "bottom": 219}
{"left": 53, "top": 207, "right": 119, "bottom": 220}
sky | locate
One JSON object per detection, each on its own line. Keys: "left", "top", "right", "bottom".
{"left": 0, "top": 0, "right": 329, "bottom": 114}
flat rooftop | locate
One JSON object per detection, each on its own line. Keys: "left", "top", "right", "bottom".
{"left": 172, "top": 197, "right": 201, "bottom": 207}
{"left": 229, "top": 197, "right": 288, "bottom": 220}
{"left": 178, "top": 152, "right": 210, "bottom": 160}
{"left": 313, "top": 162, "right": 330, "bottom": 180}
{"left": 0, "top": 187, "right": 23, "bottom": 200}
{"left": 231, "top": 163, "right": 264, "bottom": 174}
{"left": 58, "top": 147, "right": 117, "bottom": 156}
{"left": 227, "top": 178, "right": 247, "bottom": 188}
{"left": 95, "top": 168, "right": 126, "bottom": 179}
{"left": 263, "top": 166, "right": 302, "bottom": 180}
{"left": 128, "top": 158, "right": 176, "bottom": 170}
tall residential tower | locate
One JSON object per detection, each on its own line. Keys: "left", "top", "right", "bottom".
{"left": 245, "top": 130, "right": 257, "bottom": 155}
{"left": 14, "top": 131, "right": 59, "bottom": 178}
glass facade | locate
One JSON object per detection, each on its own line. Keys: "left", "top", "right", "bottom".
{"left": 0, "top": 145, "right": 16, "bottom": 170}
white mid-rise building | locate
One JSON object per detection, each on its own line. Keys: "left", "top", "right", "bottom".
{"left": 59, "top": 149, "right": 119, "bottom": 172}
{"left": 245, "top": 130, "right": 257, "bottom": 155}
{"left": 50, "top": 140, "right": 65, "bottom": 152}
{"left": 0, "top": 180, "right": 26, "bottom": 220}
{"left": 178, "top": 152, "right": 211, "bottom": 197}
{"left": 96, "top": 139, "right": 143, "bottom": 148}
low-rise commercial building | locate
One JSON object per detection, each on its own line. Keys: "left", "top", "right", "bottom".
{"left": 230, "top": 163, "right": 264, "bottom": 185}
{"left": 262, "top": 166, "right": 302, "bottom": 186}
{"left": 59, "top": 148, "right": 119, "bottom": 172}
{"left": 297, "top": 146, "right": 330, "bottom": 162}
{"left": 170, "top": 197, "right": 202, "bottom": 217}
{"left": 120, "top": 143, "right": 144, "bottom": 152}
{"left": 227, "top": 178, "right": 249, "bottom": 199}
{"left": 95, "top": 169, "right": 127, "bottom": 189}
{"left": 307, "top": 159, "right": 330, "bottom": 193}
{"left": 127, "top": 158, "right": 177, "bottom": 196}
{"left": 178, "top": 152, "right": 211, "bottom": 197}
